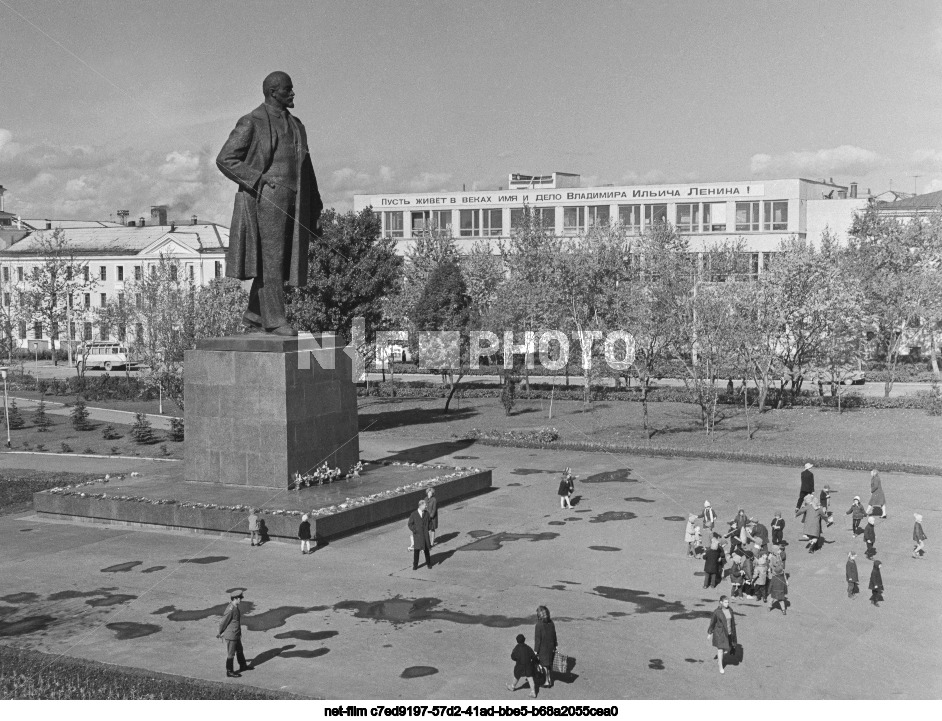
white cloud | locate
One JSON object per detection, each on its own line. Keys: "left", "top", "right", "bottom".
{"left": 158, "top": 150, "right": 202, "bottom": 182}
{"left": 405, "top": 172, "right": 453, "bottom": 193}
{"left": 750, "top": 145, "right": 884, "bottom": 177}
{"left": 621, "top": 169, "right": 670, "bottom": 185}
{"left": 910, "top": 148, "right": 942, "bottom": 172}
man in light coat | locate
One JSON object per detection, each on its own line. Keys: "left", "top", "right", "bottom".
{"left": 217, "top": 591, "right": 252, "bottom": 677}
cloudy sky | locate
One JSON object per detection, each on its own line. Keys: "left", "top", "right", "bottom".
{"left": 2, "top": 0, "right": 942, "bottom": 223}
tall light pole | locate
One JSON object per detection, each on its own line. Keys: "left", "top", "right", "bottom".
{"left": 1, "top": 366, "right": 10, "bottom": 448}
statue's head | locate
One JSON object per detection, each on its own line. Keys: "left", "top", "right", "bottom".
{"left": 263, "top": 71, "right": 294, "bottom": 109}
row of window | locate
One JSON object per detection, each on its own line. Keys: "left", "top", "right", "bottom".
{"left": 383, "top": 201, "right": 789, "bottom": 238}
{"left": 4, "top": 320, "right": 142, "bottom": 342}
{"left": 1, "top": 262, "right": 225, "bottom": 284}
{"left": 4, "top": 291, "right": 127, "bottom": 308}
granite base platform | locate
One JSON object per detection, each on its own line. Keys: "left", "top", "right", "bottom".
{"left": 33, "top": 462, "right": 492, "bottom": 542}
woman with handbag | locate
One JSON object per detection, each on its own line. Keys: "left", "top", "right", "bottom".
{"left": 534, "top": 605, "right": 558, "bottom": 688}
{"left": 706, "top": 595, "right": 737, "bottom": 674}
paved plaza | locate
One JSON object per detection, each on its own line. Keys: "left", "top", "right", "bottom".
{"left": 1, "top": 434, "right": 940, "bottom": 699}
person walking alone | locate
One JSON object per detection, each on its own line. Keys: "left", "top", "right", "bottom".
{"left": 558, "top": 469, "right": 574, "bottom": 509}
{"left": 863, "top": 516, "right": 877, "bottom": 559}
{"left": 707, "top": 595, "right": 737, "bottom": 674}
{"left": 217, "top": 591, "right": 252, "bottom": 678}
{"left": 408, "top": 499, "right": 433, "bottom": 571}
{"left": 912, "top": 513, "right": 927, "bottom": 558}
{"left": 868, "top": 470, "right": 887, "bottom": 519}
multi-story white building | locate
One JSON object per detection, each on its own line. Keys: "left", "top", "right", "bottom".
{"left": 0, "top": 204, "right": 228, "bottom": 350}
{"left": 354, "top": 174, "right": 869, "bottom": 272}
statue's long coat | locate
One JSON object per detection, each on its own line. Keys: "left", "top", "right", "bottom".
{"left": 216, "top": 103, "right": 322, "bottom": 285}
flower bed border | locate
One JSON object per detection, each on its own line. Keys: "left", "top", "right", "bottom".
{"left": 33, "top": 460, "right": 492, "bottom": 541}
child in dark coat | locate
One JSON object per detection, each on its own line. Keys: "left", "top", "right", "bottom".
{"left": 863, "top": 516, "right": 877, "bottom": 559}
{"left": 557, "top": 469, "right": 574, "bottom": 510}
{"left": 770, "top": 512, "right": 785, "bottom": 546}
{"left": 820, "top": 485, "right": 834, "bottom": 527}
{"left": 506, "top": 633, "right": 538, "bottom": 698}
{"left": 846, "top": 496, "right": 867, "bottom": 535}
{"left": 846, "top": 551, "right": 859, "bottom": 598}
{"left": 869, "top": 560, "right": 884, "bottom": 606}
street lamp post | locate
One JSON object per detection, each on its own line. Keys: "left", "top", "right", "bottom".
{"left": 1, "top": 366, "right": 10, "bottom": 448}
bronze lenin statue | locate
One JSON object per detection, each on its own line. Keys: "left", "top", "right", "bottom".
{"left": 217, "top": 71, "right": 322, "bottom": 336}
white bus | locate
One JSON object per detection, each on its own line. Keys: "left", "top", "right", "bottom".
{"left": 76, "top": 342, "right": 137, "bottom": 372}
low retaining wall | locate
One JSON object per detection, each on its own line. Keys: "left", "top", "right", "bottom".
{"left": 34, "top": 470, "right": 491, "bottom": 541}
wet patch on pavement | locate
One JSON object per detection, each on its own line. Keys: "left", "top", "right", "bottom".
{"left": 282, "top": 648, "right": 330, "bottom": 659}
{"left": 624, "top": 497, "right": 655, "bottom": 503}
{"left": 453, "top": 456, "right": 478, "bottom": 459}
{"left": 589, "top": 511, "right": 637, "bottom": 523}
{"left": 564, "top": 517, "right": 582, "bottom": 521}
{"left": 648, "top": 659, "right": 665, "bottom": 670}
{"left": 0, "top": 606, "right": 18, "bottom": 617}
{"left": 0, "top": 615, "right": 56, "bottom": 636}
{"left": 685, "top": 658, "right": 703, "bottom": 664}
{"left": 334, "top": 597, "right": 532, "bottom": 628}
{"left": 19, "top": 528, "right": 33, "bottom": 532}
{"left": 459, "top": 532, "right": 558, "bottom": 551}
{"left": 589, "top": 546, "right": 621, "bottom": 552}
{"left": 141, "top": 566, "right": 166, "bottom": 574}
{"left": 402, "top": 666, "right": 438, "bottom": 678}
{"left": 274, "top": 630, "right": 338, "bottom": 642}
{"left": 592, "top": 587, "right": 686, "bottom": 614}
{"left": 575, "top": 509, "right": 591, "bottom": 513}
{"left": 468, "top": 530, "right": 493, "bottom": 538}
{"left": 87, "top": 594, "right": 137, "bottom": 607}
{"left": 581, "top": 469, "right": 636, "bottom": 483}
{"left": 178, "top": 556, "right": 228, "bottom": 565}
{"left": 663, "top": 516, "right": 686, "bottom": 522}
{"left": 106, "top": 622, "right": 161, "bottom": 639}
{"left": 244, "top": 606, "right": 332, "bottom": 632}
{"left": 559, "top": 580, "right": 581, "bottom": 585}
{"left": 511, "top": 469, "right": 554, "bottom": 475}
{"left": 1, "top": 593, "right": 41, "bottom": 604}
{"left": 101, "top": 561, "right": 143, "bottom": 573}
{"left": 607, "top": 611, "right": 628, "bottom": 617}
{"left": 506, "top": 483, "right": 522, "bottom": 486}
{"left": 548, "top": 521, "right": 566, "bottom": 526}
{"left": 154, "top": 602, "right": 250, "bottom": 622}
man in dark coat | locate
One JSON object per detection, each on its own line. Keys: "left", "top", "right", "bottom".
{"left": 408, "top": 499, "right": 433, "bottom": 570}
{"left": 217, "top": 591, "right": 252, "bottom": 677}
{"left": 797, "top": 462, "right": 814, "bottom": 510}
{"left": 217, "top": 71, "right": 322, "bottom": 336}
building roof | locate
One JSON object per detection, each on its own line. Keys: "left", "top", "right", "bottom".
{"left": 20, "top": 219, "right": 126, "bottom": 230}
{"left": 0, "top": 223, "right": 229, "bottom": 256}
{"left": 877, "top": 190, "right": 942, "bottom": 211}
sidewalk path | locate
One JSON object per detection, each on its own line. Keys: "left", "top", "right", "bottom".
{"left": 1, "top": 431, "right": 939, "bottom": 699}
{"left": 11, "top": 396, "right": 174, "bottom": 431}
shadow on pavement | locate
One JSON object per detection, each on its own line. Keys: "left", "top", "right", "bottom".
{"left": 358, "top": 403, "right": 477, "bottom": 433}
{"left": 251, "top": 645, "right": 296, "bottom": 666}
{"left": 377, "top": 440, "right": 476, "bottom": 465}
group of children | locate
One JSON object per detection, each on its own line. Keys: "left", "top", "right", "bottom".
{"left": 682, "top": 471, "right": 929, "bottom": 611}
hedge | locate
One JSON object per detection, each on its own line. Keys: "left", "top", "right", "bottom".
{"left": 463, "top": 436, "right": 942, "bottom": 477}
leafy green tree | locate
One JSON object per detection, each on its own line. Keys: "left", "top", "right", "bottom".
{"left": 412, "top": 259, "right": 472, "bottom": 412}
{"left": 287, "top": 207, "right": 402, "bottom": 342}
{"left": 847, "top": 204, "right": 942, "bottom": 395}
{"left": 16, "top": 227, "right": 97, "bottom": 366}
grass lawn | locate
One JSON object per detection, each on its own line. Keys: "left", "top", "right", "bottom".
{"left": 0, "top": 470, "right": 101, "bottom": 514}
{"left": 1, "top": 414, "right": 181, "bottom": 459}
{"left": 357, "top": 395, "right": 942, "bottom": 467}
{"left": 0, "top": 645, "right": 298, "bottom": 700}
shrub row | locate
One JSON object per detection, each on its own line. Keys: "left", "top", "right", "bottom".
{"left": 358, "top": 381, "right": 942, "bottom": 411}
{"left": 466, "top": 427, "right": 560, "bottom": 444}
{"left": 463, "top": 436, "right": 942, "bottom": 477}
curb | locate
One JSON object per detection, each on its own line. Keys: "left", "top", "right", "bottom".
{"left": 1, "top": 451, "right": 181, "bottom": 462}
{"left": 464, "top": 437, "right": 942, "bottom": 477}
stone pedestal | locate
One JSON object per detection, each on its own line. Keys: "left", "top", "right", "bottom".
{"left": 184, "top": 333, "right": 359, "bottom": 488}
